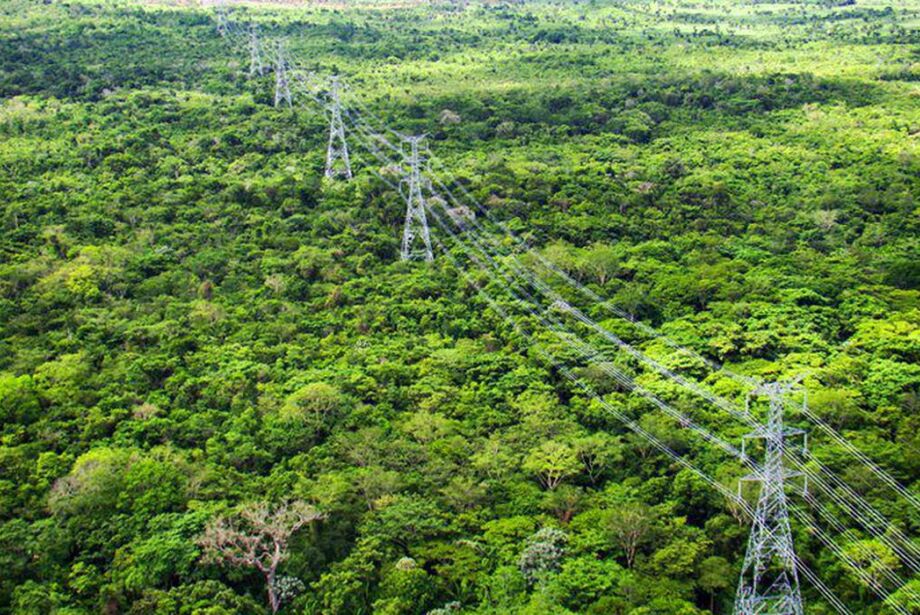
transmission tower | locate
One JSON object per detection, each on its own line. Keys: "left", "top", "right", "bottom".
{"left": 324, "top": 77, "right": 352, "bottom": 179}
{"left": 215, "top": 7, "right": 228, "bottom": 37}
{"left": 248, "top": 24, "right": 264, "bottom": 78}
{"left": 273, "top": 44, "right": 292, "bottom": 108}
{"left": 734, "top": 381, "right": 807, "bottom": 615}
{"left": 400, "top": 135, "right": 434, "bottom": 262}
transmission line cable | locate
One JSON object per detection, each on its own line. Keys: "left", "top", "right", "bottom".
{"left": 207, "top": 13, "right": 918, "bottom": 608}
{"left": 421, "top": 196, "right": 863, "bottom": 615}
{"left": 345, "top": 124, "right": 919, "bottom": 608}
{"left": 339, "top": 100, "right": 920, "bottom": 576}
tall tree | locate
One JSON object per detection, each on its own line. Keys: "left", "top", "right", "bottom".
{"left": 198, "top": 501, "right": 325, "bottom": 613}
{"left": 605, "top": 503, "right": 656, "bottom": 568}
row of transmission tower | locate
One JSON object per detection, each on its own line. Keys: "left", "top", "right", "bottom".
{"left": 241, "top": 22, "right": 432, "bottom": 261}
{"left": 211, "top": 10, "right": 920, "bottom": 615}
{"left": 263, "top": 22, "right": 805, "bottom": 609}
{"left": 220, "top": 15, "right": 807, "bottom": 613}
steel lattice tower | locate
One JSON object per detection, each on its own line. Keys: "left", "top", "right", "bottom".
{"left": 400, "top": 136, "right": 433, "bottom": 262}
{"left": 248, "top": 24, "right": 264, "bottom": 78}
{"left": 273, "top": 44, "right": 292, "bottom": 108}
{"left": 324, "top": 77, "right": 352, "bottom": 179}
{"left": 734, "top": 381, "right": 806, "bottom": 615}
{"left": 216, "top": 8, "right": 228, "bottom": 37}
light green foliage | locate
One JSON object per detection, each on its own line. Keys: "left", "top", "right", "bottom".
{"left": 885, "top": 579, "right": 920, "bottom": 613}
{"left": 48, "top": 447, "right": 135, "bottom": 517}
{"left": 840, "top": 539, "right": 902, "bottom": 589}
{"left": 629, "top": 597, "right": 707, "bottom": 615}
{"left": 697, "top": 556, "right": 731, "bottom": 594}
{"left": 281, "top": 381, "right": 344, "bottom": 423}
{"left": 482, "top": 516, "right": 539, "bottom": 564}
{"left": 46, "top": 444, "right": 191, "bottom": 560}
{"left": 0, "top": 0, "right": 917, "bottom": 612}
{"left": 522, "top": 440, "right": 581, "bottom": 490}
{"left": 573, "top": 432, "right": 623, "bottom": 485}
{"left": 604, "top": 501, "right": 659, "bottom": 569}
{"left": 0, "top": 374, "right": 40, "bottom": 424}
{"left": 372, "top": 560, "right": 436, "bottom": 615}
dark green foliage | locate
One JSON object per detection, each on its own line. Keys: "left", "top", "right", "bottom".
{"left": 0, "top": 0, "right": 917, "bottom": 613}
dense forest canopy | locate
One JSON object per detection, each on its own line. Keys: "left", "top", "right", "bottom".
{"left": 0, "top": 0, "right": 918, "bottom": 613}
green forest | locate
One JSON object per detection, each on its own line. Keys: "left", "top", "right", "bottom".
{"left": 0, "top": 0, "right": 918, "bottom": 613}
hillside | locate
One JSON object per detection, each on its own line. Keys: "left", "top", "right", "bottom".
{"left": 0, "top": 0, "right": 918, "bottom": 613}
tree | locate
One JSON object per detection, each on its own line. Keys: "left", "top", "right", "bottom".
{"left": 372, "top": 557, "right": 436, "bottom": 614}
{"left": 519, "top": 528, "right": 568, "bottom": 586}
{"left": 542, "top": 485, "right": 583, "bottom": 524}
{"left": 580, "top": 243, "right": 621, "bottom": 286}
{"left": 885, "top": 578, "right": 920, "bottom": 613}
{"left": 281, "top": 382, "right": 343, "bottom": 424}
{"left": 523, "top": 440, "right": 580, "bottom": 490}
{"left": 605, "top": 503, "right": 656, "bottom": 568}
{"left": 0, "top": 374, "right": 40, "bottom": 424}
{"left": 47, "top": 449, "right": 120, "bottom": 514}
{"left": 840, "top": 539, "right": 900, "bottom": 593}
{"left": 354, "top": 466, "right": 403, "bottom": 510}
{"left": 574, "top": 433, "right": 623, "bottom": 485}
{"left": 197, "top": 501, "right": 325, "bottom": 613}
{"left": 359, "top": 494, "right": 445, "bottom": 551}
{"left": 628, "top": 413, "right": 687, "bottom": 459}
{"left": 2, "top": 2, "right": 919, "bottom": 613}
{"left": 546, "top": 556, "right": 622, "bottom": 611}
{"left": 697, "top": 556, "right": 731, "bottom": 612}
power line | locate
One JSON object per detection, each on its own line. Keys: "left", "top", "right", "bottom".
{"left": 416, "top": 150, "right": 920, "bottom": 574}
{"left": 341, "top": 110, "right": 919, "bottom": 588}
{"left": 425, "top": 186, "right": 917, "bottom": 610}
{"left": 426, "top": 152, "right": 920, "bottom": 518}
{"left": 207, "top": 11, "right": 916, "bottom": 610}
{"left": 349, "top": 123, "right": 916, "bottom": 610}
{"left": 340, "top": 99, "right": 919, "bottom": 590}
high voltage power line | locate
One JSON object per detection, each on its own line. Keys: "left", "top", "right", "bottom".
{"left": 323, "top": 67, "right": 920, "bottom": 594}
{"left": 208, "top": 8, "right": 918, "bottom": 614}
{"left": 219, "top": 9, "right": 918, "bottom": 610}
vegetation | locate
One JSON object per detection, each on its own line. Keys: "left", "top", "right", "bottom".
{"left": 0, "top": 0, "right": 918, "bottom": 613}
